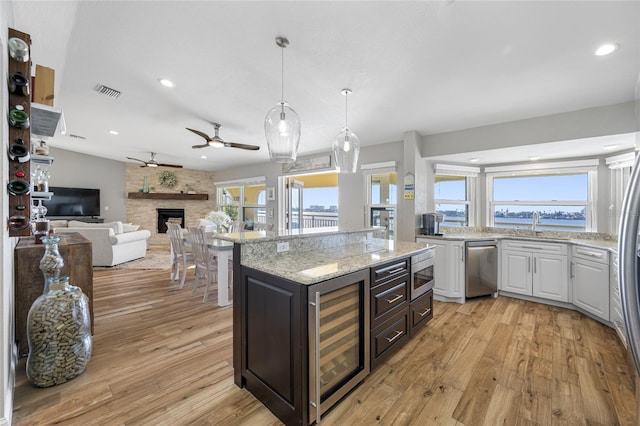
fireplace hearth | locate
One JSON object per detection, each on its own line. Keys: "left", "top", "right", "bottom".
{"left": 157, "top": 208, "right": 185, "bottom": 233}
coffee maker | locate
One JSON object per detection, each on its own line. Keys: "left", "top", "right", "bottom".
{"left": 421, "top": 213, "right": 444, "bottom": 235}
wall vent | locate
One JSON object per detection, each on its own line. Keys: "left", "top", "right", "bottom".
{"left": 94, "top": 84, "right": 121, "bottom": 99}
{"left": 69, "top": 134, "right": 87, "bottom": 140}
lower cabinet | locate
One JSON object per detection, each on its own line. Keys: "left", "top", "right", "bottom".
{"left": 609, "top": 252, "right": 626, "bottom": 346}
{"left": 500, "top": 240, "right": 569, "bottom": 302}
{"left": 416, "top": 238, "right": 464, "bottom": 302}
{"left": 571, "top": 245, "right": 610, "bottom": 321}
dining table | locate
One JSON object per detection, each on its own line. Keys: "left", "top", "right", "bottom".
{"left": 175, "top": 231, "right": 235, "bottom": 307}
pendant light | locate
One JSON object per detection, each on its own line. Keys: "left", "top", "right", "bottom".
{"left": 264, "top": 36, "right": 301, "bottom": 163}
{"left": 333, "top": 88, "right": 360, "bottom": 173}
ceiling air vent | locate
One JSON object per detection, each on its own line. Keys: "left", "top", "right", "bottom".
{"left": 69, "top": 134, "right": 87, "bottom": 140}
{"left": 94, "top": 84, "right": 121, "bottom": 99}
{"left": 31, "top": 102, "right": 66, "bottom": 138}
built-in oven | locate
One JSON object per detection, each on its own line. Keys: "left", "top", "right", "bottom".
{"left": 411, "top": 249, "right": 435, "bottom": 300}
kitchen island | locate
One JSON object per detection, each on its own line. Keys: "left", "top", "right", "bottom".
{"left": 216, "top": 228, "right": 432, "bottom": 425}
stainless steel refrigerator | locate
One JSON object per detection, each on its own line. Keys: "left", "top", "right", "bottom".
{"left": 617, "top": 149, "right": 640, "bottom": 419}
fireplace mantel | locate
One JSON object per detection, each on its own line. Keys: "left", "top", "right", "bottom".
{"left": 128, "top": 192, "right": 209, "bottom": 200}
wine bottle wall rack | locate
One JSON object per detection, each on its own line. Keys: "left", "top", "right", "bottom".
{"left": 7, "top": 28, "right": 32, "bottom": 237}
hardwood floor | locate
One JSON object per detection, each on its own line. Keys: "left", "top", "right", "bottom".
{"left": 12, "top": 267, "right": 637, "bottom": 425}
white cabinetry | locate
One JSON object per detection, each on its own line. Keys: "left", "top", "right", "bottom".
{"left": 501, "top": 240, "right": 569, "bottom": 302}
{"left": 416, "top": 238, "right": 465, "bottom": 303}
{"left": 609, "top": 252, "right": 626, "bottom": 347}
{"left": 571, "top": 245, "right": 610, "bottom": 321}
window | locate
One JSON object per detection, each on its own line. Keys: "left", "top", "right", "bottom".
{"left": 363, "top": 162, "right": 397, "bottom": 240}
{"left": 433, "top": 164, "right": 479, "bottom": 227}
{"left": 216, "top": 177, "right": 266, "bottom": 229}
{"left": 486, "top": 161, "right": 598, "bottom": 232}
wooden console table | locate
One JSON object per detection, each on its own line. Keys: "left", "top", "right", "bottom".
{"left": 14, "top": 232, "right": 94, "bottom": 357}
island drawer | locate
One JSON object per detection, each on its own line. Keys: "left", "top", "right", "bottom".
{"left": 371, "top": 309, "right": 410, "bottom": 369}
{"left": 371, "top": 277, "right": 409, "bottom": 328}
{"left": 371, "top": 258, "right": 409, "bottom": 286}
{"left": 410, "top": 290, "right": 433, "bottom": 336}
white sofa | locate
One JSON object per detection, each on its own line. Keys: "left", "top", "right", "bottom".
{"left": 51, "top": 220, "right": 151, "bottom": 267}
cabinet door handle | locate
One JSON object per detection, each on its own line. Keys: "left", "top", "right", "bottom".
{"left": 387, "top": 267, "right": 406, "bottom": 275}
{"left": 528, "top": 256, "right": 531, "bottom": 273}
{"left": 533, "top": 257, "right": 537, "bottom": 274}
{"left": 570, "top": 262, "right": 574, "bottom": 278}
{"left": 418, "top": 307, "right": 432, "bottom": 317}
{"left": 520, "top": 245, "right": 544, "bottom": 250}
{"left": 385, "top": 294, "right": 403, "bottom": 304}
{"left": 460, "top": 247, "right": 464, "bottom": 263}
{"left": 385, "top": 330, "right": 404, "bottom": 343}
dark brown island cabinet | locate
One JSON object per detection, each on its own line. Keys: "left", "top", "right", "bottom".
{"left": 234, "top": 255, "right": 433, "bottom": 425}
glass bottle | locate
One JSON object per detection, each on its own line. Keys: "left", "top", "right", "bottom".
{"left": 34, "top": 140, "right": 49, "bottom": 156}
{"left": 39, "top": 235, "right": 64, "bottom": 282}
{"left": 26, "top": 275, "right": 92, "bottom": 387}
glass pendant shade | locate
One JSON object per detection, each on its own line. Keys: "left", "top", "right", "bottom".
{"left": 265, "top": 101, "right": 301, "bottom": 163}
{"left": 333, "top": 127, "right": 360, "bottom": 173}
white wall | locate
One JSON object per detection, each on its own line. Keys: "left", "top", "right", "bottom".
{"left": 421, "top": 101, "right": 637, "bottom": 157}
{"left": 1, "top": 5, "right": 15, "bottom": 426}
{"left": 47, "top": 147, "right": 127, "bottom": 222}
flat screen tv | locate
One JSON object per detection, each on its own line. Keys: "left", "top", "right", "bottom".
{"left": 42, "top": 187, "right": 101, "bottom": 217}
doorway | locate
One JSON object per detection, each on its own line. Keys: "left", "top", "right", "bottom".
{"left": 281, "top": 172, "right": 339, "bottom": 231}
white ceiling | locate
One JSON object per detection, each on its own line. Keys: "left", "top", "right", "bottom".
{"left": 11, "top": 1, "right": 640, "bottom": 171}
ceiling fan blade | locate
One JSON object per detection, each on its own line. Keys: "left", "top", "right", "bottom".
{"left": 126, "top": 157, "right": 147, "bottom": 164}
{"left": 191, "top": 144, "right": 210, "bottom": 149}
{"left": 186, "top": 127, "right": 212, "bottom": 142}
{"left": 226, "top": 142, "right": 260, "bottom": 151}
{"left": 158, "top": 163, "right": 183, "bottom": 168}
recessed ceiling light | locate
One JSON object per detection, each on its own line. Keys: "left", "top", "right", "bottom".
{"left": 595, "top": 43, "right": 618, "bottom": 56}
{"left": 529, "top": 156, "right": 541, "bottom": 161}
{"left": 109, "top": 130, "right": 119, "bottom": 135}
{"left": 468, "top": 158, "right": 479, "bottom": 163}
{"left": 159, "top": 78, "right": 175, "bottom": 88}
{"left": 603, "top": 144, "right": 619, "bottom": 150}
{"left": 200, "top": 155, "right": 207, "bottom": 159}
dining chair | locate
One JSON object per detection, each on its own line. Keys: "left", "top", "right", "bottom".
{"left": 167, "top": 223, "right": 194, "bottom": 289}
{"left": 228, "top": 220, "right": 245, "bottom": 233}
{"left": 187, "top": 226, "right": 219, "bottom": 302}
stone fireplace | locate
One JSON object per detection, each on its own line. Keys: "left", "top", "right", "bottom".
{"left": 125, "top": 165, "right": 216, "bottom": 246}
{"left": 157, "top": 208, "right": 185, "bottom": 233}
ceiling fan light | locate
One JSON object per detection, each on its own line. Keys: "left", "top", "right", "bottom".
{"left": 333, "top": 128, "right": 360, "bottom": 174}
{"left": 147, "top": 163, "right": 158, "bottom": 168}
{"left": 265, "top": 102, "right": 301, "bottom": 163}
{"left": 209, "top": 140, "right": 225, "bottom": 148}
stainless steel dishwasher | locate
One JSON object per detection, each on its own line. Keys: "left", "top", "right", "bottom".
{"left": 465, "top": 240, "right": 498, "bottom": 298}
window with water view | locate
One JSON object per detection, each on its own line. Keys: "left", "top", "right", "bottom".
{"left": 490, "top": 172, "right": 590, "bottom": 232}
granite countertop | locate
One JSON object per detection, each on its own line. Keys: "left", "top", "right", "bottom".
{"left": 242, "top": 239, "right": 431, "bottom": 285}
{"left": 416, "top": 232, "right": 618, "bottom": 252}
{"left": 215, "top": 226, "right": 383, "bottom": 243}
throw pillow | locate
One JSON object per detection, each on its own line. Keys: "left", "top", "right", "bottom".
{"left": 122, "top": 223, "right": 140, "bottom": 232}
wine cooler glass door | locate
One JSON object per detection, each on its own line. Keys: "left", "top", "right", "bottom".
{"left": 309, "top": 270, "right": 370, "bottom": 424}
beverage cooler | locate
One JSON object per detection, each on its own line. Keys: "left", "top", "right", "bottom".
{"left": 308, "top": 273, "right": 370, "bottom": 424}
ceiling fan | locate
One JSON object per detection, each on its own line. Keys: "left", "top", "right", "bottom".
{"left": 126, "top": 152, "right": 182, "bottom": 168}
{"left": 187, "top": 123, "right": 260, "bottom": 151}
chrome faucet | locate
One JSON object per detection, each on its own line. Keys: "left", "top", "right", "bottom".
{"left": 531, "top": 211, "right": 541, "bottom": 235}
